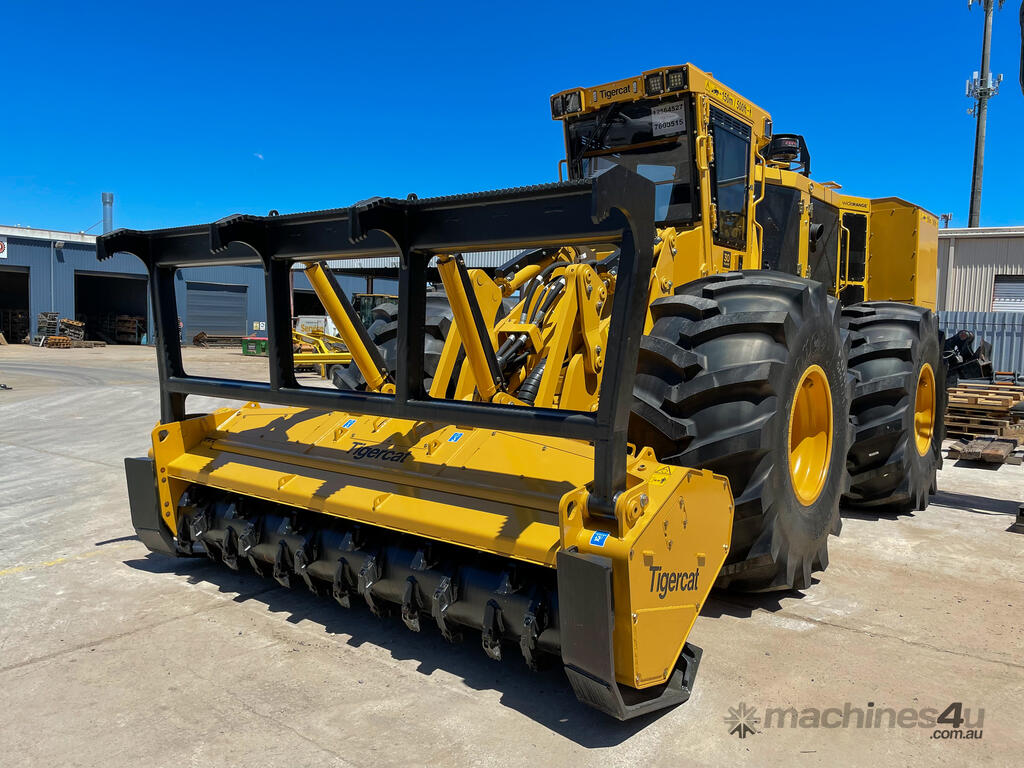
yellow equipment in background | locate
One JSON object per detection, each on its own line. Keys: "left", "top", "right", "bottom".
{"left": 291, "top": 328, "right": 352, "bottom": 380}
{"left": 101, "top": 62, "right": 943, "bottom": 719}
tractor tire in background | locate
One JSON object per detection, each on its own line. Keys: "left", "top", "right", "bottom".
{"left": 333, "top": 294, "right": 455, "bottom": 393}
{"left": 629, "top": 272, "right": 853, "bottom": 591}
{"left": 841, "top": 302, "right": 945, "bottom": 513}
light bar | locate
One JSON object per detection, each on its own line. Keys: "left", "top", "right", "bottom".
{"left": 645, "top": 73, "right": 664, "bottom": 96}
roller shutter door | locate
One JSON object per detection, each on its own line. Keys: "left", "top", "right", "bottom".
{"left": 992, "top": 276, "right": 1024, "bottom": 312}
{"left": 186, "top": 282, "right": 247, "bottom": 337}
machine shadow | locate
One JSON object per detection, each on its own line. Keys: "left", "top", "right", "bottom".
{"left": 700, "top": 582, "right": 813, "bottom": 620}
{"left": 929, "top": 489, "right": 1019, "bottom": 516}
{"left": 840, "top": 491, "right": 1020, "bottom": 521}
{"left": 123, "top": 552, "right": 657, "bottom": 746}
{"left": 951, "top": 459, "right": 1010, "bottom": 471}
{"left": 839, "top": 505, "right": 912, "bottom": 522}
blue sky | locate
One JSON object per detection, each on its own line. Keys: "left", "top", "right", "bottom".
{"left": 2, "top": 1, "right": 1022, "bottom": 232}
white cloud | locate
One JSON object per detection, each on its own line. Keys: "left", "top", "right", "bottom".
{"left": 253, "top": 152, "right": 264, "bottom": 161}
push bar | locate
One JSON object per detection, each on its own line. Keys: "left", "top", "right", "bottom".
{"left": 97, "top": 166, "right": 655, "bottom": 513}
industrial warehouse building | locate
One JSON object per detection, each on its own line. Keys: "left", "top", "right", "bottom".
{"left": 937, "top": 226, "right": 1024, "bottom": 311}
{"left": 0, "top": 225, "right": 374, "bottom": 344}
{"left": 936, "top": 226, "right": 1024, "bottom": 375}
{"left": 0, "top": 224, "right": 511, "bottom": 344}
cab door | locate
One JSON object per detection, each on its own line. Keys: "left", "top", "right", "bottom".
{"left": 838, "top": 211, "right": 868, "bottom": 304}
{"left": 706, "top": 106, "right": 755, "bottom": 272}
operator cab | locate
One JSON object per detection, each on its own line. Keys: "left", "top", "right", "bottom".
{"left": 564, "top": 97, "right": 698, "bottom": 226}
{"left": 552, "top": 65, "right": 763, "bottom": 252}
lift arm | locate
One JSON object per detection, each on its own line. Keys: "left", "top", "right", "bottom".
{"left": 304, "top": 261, "right": 393, "bottom": 393}
{"left": 436, "top": 254, "right": 505, "bottom": 401}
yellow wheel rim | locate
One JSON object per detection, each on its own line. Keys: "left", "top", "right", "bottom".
{"left": 914, "top": 363, "right": 936, "bottom": 456}
{"left": 788, "top": 364, "right": 833, "bottom": 506}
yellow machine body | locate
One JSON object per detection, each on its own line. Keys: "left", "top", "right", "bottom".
{"left": 866, "top": 198, "right": 938, "bottom": 308}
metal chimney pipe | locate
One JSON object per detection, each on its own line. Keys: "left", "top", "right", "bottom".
{"left": 102, "top": 192, "right": 114, "bottom": 234}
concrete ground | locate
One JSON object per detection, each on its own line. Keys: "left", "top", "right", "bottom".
{"left": 1, "top": 344, "right": 1021, "bottom": 767}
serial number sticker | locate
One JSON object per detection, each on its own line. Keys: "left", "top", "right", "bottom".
{"left": 448, "top": 431, "right": 464, "bottom": 443}
{"left": 590, "top": 531, "right": 610, "bottom": 547}
{"left": 342, "top": 419, "right": 357, "bottom": 429}
{"left": 652, "top": 101, "right": 686, "bottom": 137}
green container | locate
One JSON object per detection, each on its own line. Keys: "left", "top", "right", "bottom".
{"left": 242, "top": 337, "right": 269, "bottom": 356}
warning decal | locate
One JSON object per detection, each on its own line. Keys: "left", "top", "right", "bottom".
{"left": 652, "top": 465, "right": 672, "bottom": 485}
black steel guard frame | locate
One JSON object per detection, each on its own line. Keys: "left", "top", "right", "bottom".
{"left": 97, "top": 167, "right": 655, "bottom": 513}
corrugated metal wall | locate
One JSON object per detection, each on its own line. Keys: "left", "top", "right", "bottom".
{"left": 173, "top": 266, "right": 267, "bottom": 338}
{"left": 1, "top": 234, "right": 151, "bottom": 337}
{"left": 183, "top": 282, "right": 249, "bottom": 338}
{"left": 938, "top": 311, "right": 1024, "bottom": 376}
{"left": 937, "top": 228, "right": 1024, "bottom": 311}
{"left": 291, "top": 269, "right": 368, "bottom": 297}
{"left": 0, "top": 233, "right": 271, "bottom": 341}
{"left": 992, "top": 276, "right": 1024, "bottom": 311}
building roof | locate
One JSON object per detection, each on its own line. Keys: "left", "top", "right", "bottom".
{"left": 293, "top": 249, "right": 528, "bottom": 272}
{"left": 0, "top": 224, "right": 97, "bottom": 244}
{"left": 940, "top": 226, "right": 1024, "bottom": 239}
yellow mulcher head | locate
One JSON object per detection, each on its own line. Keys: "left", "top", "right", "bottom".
{"left": 99, "top": 168, "right": 734, "bottom": 720}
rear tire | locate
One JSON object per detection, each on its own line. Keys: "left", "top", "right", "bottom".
{"left": 333, "top": 294, "right": 455, "bottom": 393}
{"left": 841, "top": 302, "right": 945, "bottom": 513}
{"left": 629, "top": 272, "right": 853, "bottom": 591}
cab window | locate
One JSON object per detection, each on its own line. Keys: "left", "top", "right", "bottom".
{"left": 709, "top": 108, "right": 751, "bottom": 249}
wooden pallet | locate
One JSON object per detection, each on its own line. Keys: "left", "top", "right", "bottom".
{"left": 946, "top": 413, "right": 1011, "bottom": 428}
{"left": 946, "top": 381, "right": 1024, "bottom": 445}
{"left": 946, "top": 427, "right": 1024, "bottom": 444}
{"left": 946, "top": 436, "right": 1024, "bottom": 465}
{"left": 947, "top": 382, "right": 1024, "bottom": 409}
{"left": 59, "top": 318, "right": 85, "bottom": 340}
{"left": 953, "top": 381, "right": 1024, "bottom": 390}
{"left": 43, "top": 336, "right": 71, "bottom": 349}
{"left": 948, "top": 396, "right": 1022, "bottom": 410}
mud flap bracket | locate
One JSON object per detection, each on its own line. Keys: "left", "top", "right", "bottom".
{"left": 557, "top": 549, "right": 701, "bottom": 721}
{"left": 125, "top": 457, "right": 177, "bottom": 556}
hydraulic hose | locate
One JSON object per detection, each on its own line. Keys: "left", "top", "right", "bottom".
{"left": 520, "top": 262, "right": 566, "bottom": 322}
{"left": 517, "top": 359, "right": 547, "bottom": 404}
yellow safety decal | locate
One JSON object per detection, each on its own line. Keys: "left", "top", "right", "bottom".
{"left": 651, "top": 466, "right": 672, "bottom": 485}
{"left": 705, "top": 81, "right": 752, "bottom": 117}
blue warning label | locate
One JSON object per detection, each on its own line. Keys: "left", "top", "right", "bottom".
{"left": 448, "top": 432, "right": 464, "bottom": 443}
{"left": 342, "top": 418, "right": 356, "bottom": 429}
{"left": 590, "top": 531, "right": 609, "bottom": 547}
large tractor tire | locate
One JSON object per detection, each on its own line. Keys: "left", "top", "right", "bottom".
{"left": 629, "top": 272, "right": 853, "bottom": 591}
{"left": 841, "top": 302, "right": 945, "bottom": 513}
{"left": 333, "top": 294, "right": 455, "bottom": 393}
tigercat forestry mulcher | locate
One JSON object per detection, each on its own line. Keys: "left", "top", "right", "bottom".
{"left": 102, "top": 63, "right": 943, "bottom": 719}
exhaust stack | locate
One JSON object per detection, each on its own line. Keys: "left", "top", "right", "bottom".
{"left": 102, "top": 192, "right": 114, "bottom": 234}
